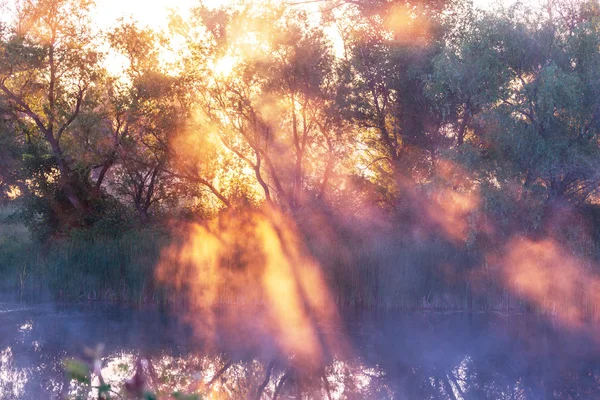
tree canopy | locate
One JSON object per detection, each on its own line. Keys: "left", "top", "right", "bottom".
{"left": 0, "top": 0, "right": 599, "bottom": 242}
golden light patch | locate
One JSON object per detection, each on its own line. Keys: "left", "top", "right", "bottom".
{"left": 6, "top": 185, "right": 21, "bottom": 200}
{"left": 155, "top": 207, "right": 349, "bottom": 371}
{"left": 417, "top": 160, "right": 482, "bottom": 242}
{"left": 493, "top": 238, "right": 600, "bottom": 326}
{"left": 383, "top": 4, "right": 431, "bottom": 44}
{"left": 426, "top": 188, "right": 480, "bottom": 242}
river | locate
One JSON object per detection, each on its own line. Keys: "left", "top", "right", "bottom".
{"left": 0, "top": 301, "right": 599, "bottom": 399}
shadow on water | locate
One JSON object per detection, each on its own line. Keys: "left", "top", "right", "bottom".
{"left": 0, "top": 301, "right": 599, "bottom": 399}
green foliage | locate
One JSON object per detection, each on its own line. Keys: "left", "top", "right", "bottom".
{"left": 73, "top": 197, "right": 139, "bottom": 240}
{"left": 64, "top": 359, "right": 91, "bottom": 385}
{"left": 14, "top": 140, "right": 89, "bottom": 239}
{"left": 428, "top": 0, "right": 600, "bottom": 232}
{"left": 13, "top": 138, "right": 142, "bottom": 241}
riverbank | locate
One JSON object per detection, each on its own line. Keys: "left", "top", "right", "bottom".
{"left": 2, "top": 203, "right": 599, "bottom": 321}
{"left": 0, "top": 228, "right": 535, "bottom": 312}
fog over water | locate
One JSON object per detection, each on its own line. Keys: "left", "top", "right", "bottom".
{"left": 1, "top": 301, "right": 599, "bottom": 399}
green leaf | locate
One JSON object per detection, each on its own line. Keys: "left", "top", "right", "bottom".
{"left": 98, "top": 383, "right": 112, "bottom": 397}
{"left": 64, "top": 359, "right": 91, "bottom": 385}
{"left": 143, "top": 392, "right": 158, "bottom": 400}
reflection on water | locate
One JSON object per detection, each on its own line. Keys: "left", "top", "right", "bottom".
{"left": 0, "top": 302, "right": 599, "bottom": 399}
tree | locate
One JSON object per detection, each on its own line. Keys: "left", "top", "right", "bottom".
{"left": 0, "top": 96, "right": 24, "bottom": 200}
{"left": 104, "top": 22, "right": 193, "bottom": 219}
{"left": 333, "top": 0, "right": 450, "bottom": 207}
{"left": 179, "top": 3, "right": 345, "bottom": 209}
{"left": 430, "top": 0, "right": 600, "bottom": 231}
{"left": 0, "top": 0, "right": 101, "bottom": 219}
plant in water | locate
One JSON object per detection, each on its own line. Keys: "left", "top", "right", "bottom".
{"left": 63, "top": 345, "right": 202, "bottom": 400}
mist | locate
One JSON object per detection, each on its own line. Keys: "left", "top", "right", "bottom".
{"left": 1, "top": 0, "right": 600, "bottom": 398}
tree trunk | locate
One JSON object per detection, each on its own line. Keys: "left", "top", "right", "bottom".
{"left": 94, "top": 159, "right": 114, "bottom": 195}
{"left": 44, "top": 131, "right": 89, "bottom": 212}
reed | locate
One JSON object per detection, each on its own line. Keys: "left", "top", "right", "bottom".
{"left": 1, "top": 203, "right": 600, "bottom": 315}
{"left": 0, "top": 229, "right": 171, "bottom": 303}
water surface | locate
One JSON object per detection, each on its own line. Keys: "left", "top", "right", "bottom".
{"left": 1, "top": 302, "right": 599, "bottom": 399}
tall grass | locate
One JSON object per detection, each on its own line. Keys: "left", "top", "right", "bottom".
{"left": 1, "top": 202, "right": 599, "bottom": 313}
{"left": 1, "top": 222, "right": 506, "bottom": 309}
{"left": 0, "top": 204, "right": 28, "bottom": 241}
{"left": 309, "top": 234, "right": 514, "bottom": 311}
{"left": 0, "top": 229, "right": 173, "bottom": 303}
{"left": 0, "top": 224, "right": 554, "bottom": 310}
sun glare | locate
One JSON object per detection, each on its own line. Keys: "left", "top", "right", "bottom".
{"left": 212, "top": 54, "right": 237, "bottom": 77}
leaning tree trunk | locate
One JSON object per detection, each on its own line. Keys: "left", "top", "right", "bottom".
{"left": 45, "top": 131, "right": 89, "bottom": 213}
